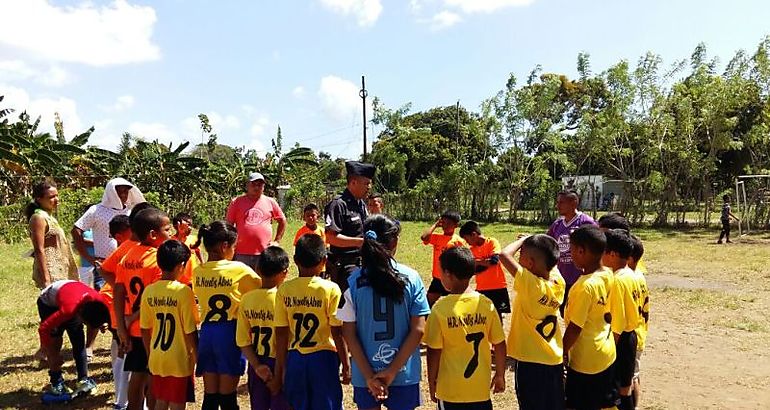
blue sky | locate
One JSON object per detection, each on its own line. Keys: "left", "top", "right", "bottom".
{"left": 1, "top": 0, "right": 769, "bottom": 160}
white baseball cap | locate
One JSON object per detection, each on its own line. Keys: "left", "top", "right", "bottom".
{"left": 248, "top": 172, "right": 265, "bottom": 182}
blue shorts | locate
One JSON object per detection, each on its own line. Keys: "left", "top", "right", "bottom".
{"left": 354, "top": 384, "right": 421, "bottom": 410}
{"left": 196, "top": 321, "right": 245, "bottom": 376}
{"left": 283, "top": 350, "right": 342, "bottom": 410}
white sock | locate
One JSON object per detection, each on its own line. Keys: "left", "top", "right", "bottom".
{"left": 111, "top": 339, "right": 130, "bottom": 408}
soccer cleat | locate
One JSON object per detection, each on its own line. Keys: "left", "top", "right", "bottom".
{"left": 47, "top": 380, "right": 73, "bottom": 396}
{"left": 74, "top": 377, "right": 97, "bottom": 396}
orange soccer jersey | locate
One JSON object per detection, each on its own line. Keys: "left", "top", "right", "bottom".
{"left": 293, "top": 224, "right": 326, "bottom": 246}
{"left": 115, "top": 244, "right": 162, "bottom": 337}
{"left": 424, "top": 233, "right": 466, "bottom": 279}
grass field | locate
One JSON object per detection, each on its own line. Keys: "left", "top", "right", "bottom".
{"left": 1, "top": 220, "right": 770, "bottom": 409}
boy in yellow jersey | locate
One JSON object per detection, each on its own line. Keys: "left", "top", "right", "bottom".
{"left": 421, "top": 210, "right": 466, "bottom": 306}
{"left": 563, "top": 225, "right": 618, "bottom": 410}
{"left": 423, "top": 247, "right": 506, "bottom": 410}
{"left": 140, "top": 240, "right": 199, "bottom": 410}
{"left": 499, "top": 234, "right": 565, "bottom": 410}
{"left": 114, "top": 208, "right": 174, "bottom": 410}
{"left": 192, "top": 221, "right": 262, "bottom": 410}
{"left": 459, "top": 221, "right": 510, "bottom": 322}
{"left": 293, "top": 203, "right": 326, "bottom": 246}
{"left": 273, "top": 235, "right": 350, "bottom": 410}
{"left": 628, "top": 235, "right": 649, "bottom": 410}
{"left": 603, "top": 229, "right": 644, "bottom": 410}
{"left": 236, "top": 246, "right": 291, "bottom": 410}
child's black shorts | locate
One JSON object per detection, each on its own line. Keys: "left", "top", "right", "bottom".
{"left": 124, "top": 336, "right": 149, "bottom": 372}
{"left": 428, "top": 277, "right": 449, "bottom": 296}
{"left": 478, "top": 288, "right": 511, "bottom": 314}
{"left": 438, "top": 399, "right": 492, "bottom": 410}
{"left": 565, "top": 365, "right": 618, "bottom": 409}
{"left": 615, "top": 330, "right": 638, "bottom": 387}
{"left": 513, "top": 360, "right": 565, "bottom": 410}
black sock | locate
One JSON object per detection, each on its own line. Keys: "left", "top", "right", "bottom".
{"left": 619, "top": 394, "right": 634, "bottom": 410}
{"left": 48, "top": 370, "right": 63, "bottom": 385}
{"left": 202, "top": 393, "right": 220, "bottom": 410}
{"left": 219, "top": 392, "right": 238, "bottom": 410}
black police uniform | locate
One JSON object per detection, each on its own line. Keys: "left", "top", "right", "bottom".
{"left": 324, "top": 162, "right": 374, "bottom": 296}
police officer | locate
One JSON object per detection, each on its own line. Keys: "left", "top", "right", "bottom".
{"left": 324, "top": 161, "right": 375, "bottom": 295}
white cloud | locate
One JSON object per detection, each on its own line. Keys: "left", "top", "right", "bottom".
{"left": 1, "top": 83, "right": 84, "bottom": 135}
{"left": 127, "top": 121, "right": 178, "bottom": 144}
{"left": 248, "top": 115, "right": 271, "bottom": 153}
{"left": 101, "top": 95, "right": 135, "bottom": 112}
{"left": 0, "top": 0, "right": 160, "bottom": 66}
{"left": 0, "top": 60, "right": 71, "bottom": 87}
{"left": 292, "top": 86, "right": 306, "bottom": 98}
{"left": 319, "top": 0, "right": 383, "bottom": 27}
{"left": 318, "top": 75, "right": 371, "bottom": 123}
{"left": 443, "top": 0, "right": 534, "bottom": 13}
{"left": 427, "top": 10, "right": 462, "bottom": 30}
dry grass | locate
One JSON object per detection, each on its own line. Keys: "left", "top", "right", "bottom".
{"left": 1, "top": 221, "right": 769, "bottom": 408}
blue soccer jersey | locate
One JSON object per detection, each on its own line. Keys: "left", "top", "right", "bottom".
{"left": 337, "top": 262, "right": 431, "bottom": 387}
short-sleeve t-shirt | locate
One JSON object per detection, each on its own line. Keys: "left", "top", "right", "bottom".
{"left": 226, "top": 195, "right": 286, "bottom": 256}
{"left": 75, "top": 204, "right": 130, "bottom": 259}
{"left": 610, "top": 267, "right": 644, "bottom": 335}
{"left": 508, "top": 268, "right": 565, "bottom": 365}
{"left": 721, "top": 202, "right": 731, "bottom": 222}
{"left": 547, "top": 212, "right": 597, "bottom": 285}
{"left": 274, "top": 276, "right": 342, "bottom": 354}
{"left": 336, "top": 262, "right": 431, "bottom": 387}
{"left": 140, "top": 280, "right": 200, "bottom": 377}
{"left": 236, "top": 287, "right": 279, "bottom": 359}
{"left": 115, "top": 244, "right": 162, "bottom": 337}
{"left": 80, "top": 230, "right": 96, "bottom": 268}
{"left": 423, "top": 292, "right": 505, "bottom": 403}
{"left": 470, "top": 237, "right": 506, "bottom": 291}
{"left": 193, "top": 260, "right": 262, "bottom": 323}
{"left": 293, "top": 225, "right": 326, "bottom": 246}
{"left": 633, "top": 268, "right": 650, "bottom": 351}
{"left": 564, "top": 272, "right": 616, "bottom": 375}
{"left": 424, "top": 233, "right": 466, "bottom": 279}
{"left": 324, "top": 189, "right": 368, "bottom": 256}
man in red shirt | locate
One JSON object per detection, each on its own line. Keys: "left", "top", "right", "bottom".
{"left": 38, "top": 280, "right": 110, "bottom": 396}
{"left": 225, "top": 172, "right": 287, "bottom": 271}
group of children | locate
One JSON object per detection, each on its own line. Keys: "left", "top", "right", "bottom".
{"left": 41, "top": 199, "right": 649, "bottom": 410}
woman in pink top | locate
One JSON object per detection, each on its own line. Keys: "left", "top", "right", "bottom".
{"left": 225, "top": 172, "right": 287, "bottom": 271}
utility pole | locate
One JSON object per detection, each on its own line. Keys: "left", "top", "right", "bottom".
{"left": 359, "top": 76, "right": 368, "bottom": 161}
{"left": 456, "top": 100, "right": 460, "bottom": 159}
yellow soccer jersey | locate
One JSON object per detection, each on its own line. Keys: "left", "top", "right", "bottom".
{"left": 564, "top": 272, "right": 616, "bottom": 375}
{"left": 193, "top": 260, "right": 261, "bottom": 323}
{"left": 633, "top": 268, "right": 650, "bottom": 351}
{"left": 140, "top": 280, "right": 200, "bottom": 377}
{"left": 274, "top": 276, "right": 342, "bottom": 354}
{"left": 423, "top": 292, "right": 505, "bottom": 403}
{"left": 236, "top": 288, "right": 278, "bottom": 359}
{"left": 508, "top": 267, "right": 565, "bottom": 365}
{"left": 610, "top": 267, "right": 644, "bottom": 335}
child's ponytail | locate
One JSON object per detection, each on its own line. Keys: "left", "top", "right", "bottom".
{"left": 360, "top": 214, "right": 406, "bottom": 302}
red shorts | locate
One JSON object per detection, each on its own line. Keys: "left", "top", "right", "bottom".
{"left": 151, "top": 375, "right": 194, "bottom": 404}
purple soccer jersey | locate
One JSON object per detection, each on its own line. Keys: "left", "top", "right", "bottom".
{"left": 546, "top": 212, "right": 597, "bottom": 285}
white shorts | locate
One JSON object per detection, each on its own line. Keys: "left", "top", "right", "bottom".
{"left": 78, "top": 266, "right": 94, "bottom": 287}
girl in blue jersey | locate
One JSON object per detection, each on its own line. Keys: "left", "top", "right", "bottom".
{"left": 336, "top": 215, "right": 431, "bottom": 410}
